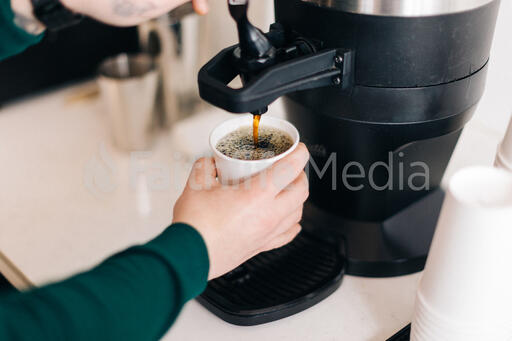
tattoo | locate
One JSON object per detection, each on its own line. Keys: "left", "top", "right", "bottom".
{"left": 112, "top": 0, "right": 156, "bottom": 17}
{"left": 13, "top": 12, "right": 45, "bottom": 35}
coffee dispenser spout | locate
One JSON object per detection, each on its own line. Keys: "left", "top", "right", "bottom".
{"left": 228, "top": 0, "right": 275, "bottom": 67}
{"left": 198, "top": 2, "right": 355, "bottom": 114}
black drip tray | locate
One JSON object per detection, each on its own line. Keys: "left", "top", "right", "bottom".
{"left": 196, "top": 232, "right": 345, "bottom": 326}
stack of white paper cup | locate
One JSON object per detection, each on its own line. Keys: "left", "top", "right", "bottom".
{"left": 411, "top": 166, "right": 512, "bottom": 341}
{"left": 210, "top": 115, "right": 300, "bottom": 185}
{"left": 496, "top": 115, "right": 512, "bottom": 171}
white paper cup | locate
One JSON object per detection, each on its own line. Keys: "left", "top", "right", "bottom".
{"left": 411, "top": 166, "right": 512, "bottom": 341}
{"left": 495, "top": 115, "right": 512, "bottom": 171}
{"left": 210, "top": 115, "right": 300, "bottom": 185}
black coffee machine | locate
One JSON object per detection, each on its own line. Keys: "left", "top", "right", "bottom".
{"left": 196, "top": 0, "right": 500, "bottom": 325}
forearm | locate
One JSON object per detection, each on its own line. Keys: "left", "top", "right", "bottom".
{"left": 0, "top": 223, "right": 209, "bottom": 341}
{"left": 64, "top": 0, "right": 209, "bottom": 27}
{"left": 1, "top": 0, "right": 208, "bottom": 60}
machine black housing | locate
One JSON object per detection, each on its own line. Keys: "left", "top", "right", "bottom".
{"left": 274, "top": 0, "right": 499, "bottom": 274}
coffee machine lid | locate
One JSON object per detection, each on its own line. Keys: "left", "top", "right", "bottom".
{"left": 301, "top": 0, "right": 496, "bottom": 17}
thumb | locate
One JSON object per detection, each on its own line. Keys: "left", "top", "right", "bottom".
{"left": 187, "top": 157, "right": 218, "bottom": 190}
{"left": 192, "top": 0, "right": 209, "bottom": 15}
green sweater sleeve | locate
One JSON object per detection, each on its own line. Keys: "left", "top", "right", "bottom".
{"left": 0, "top": 0, "right": 44, "bottom": 60}
{"left": 0, "top": 223, "right": 210, "bottom": 341}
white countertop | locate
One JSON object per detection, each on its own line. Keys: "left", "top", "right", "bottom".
{"left": 0, "top": 2, "right": 511, "bottom": 339}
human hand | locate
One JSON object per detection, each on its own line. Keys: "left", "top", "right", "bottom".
{"left": 63, "top": 0, "right": 209, "bottom": 26}
{"left": 173, "top": 143, "right": 310, "bottom": 280}
{"left": 10, "top": 0, "right": 209, "bottom": 31}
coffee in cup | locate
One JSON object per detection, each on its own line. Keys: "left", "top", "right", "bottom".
{"left": 216, "top": 125, "right": 294, "bottom": 161}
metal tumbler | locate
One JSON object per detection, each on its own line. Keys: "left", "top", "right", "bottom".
{"left": 98, "top": 53, "right": 159, "bottom": 151}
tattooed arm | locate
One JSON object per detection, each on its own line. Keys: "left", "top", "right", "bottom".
{"left": 9, "top": 0, "right": 209, "bottom": 31}
{"left": 63, "top": 0, "right": 209, "bottom": 26}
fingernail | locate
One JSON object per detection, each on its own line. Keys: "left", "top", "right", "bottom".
{"left": 195, "top": 1, "right": 209, "bottom": 15}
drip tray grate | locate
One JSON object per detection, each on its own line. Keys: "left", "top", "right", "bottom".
{"left": 197, "top": 232, "right": 345, "bottom": 325}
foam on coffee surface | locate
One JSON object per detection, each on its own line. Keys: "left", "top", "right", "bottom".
{"left": 216, "top": 126, "right": 294, "bottom": 160}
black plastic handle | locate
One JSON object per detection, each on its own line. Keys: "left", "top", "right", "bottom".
{"left": 198, "top": 46, "right": 351, "bottom": 114}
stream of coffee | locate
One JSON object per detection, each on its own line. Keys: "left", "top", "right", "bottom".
{"left": 253, "top": 114, "right": 261, "bottom": 145}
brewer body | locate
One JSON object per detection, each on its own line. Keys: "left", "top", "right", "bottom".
{"left": 196, "top": 0, "right": 501, "bottom": 325}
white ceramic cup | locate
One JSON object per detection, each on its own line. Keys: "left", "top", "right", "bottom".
{"left": 210, "top": 115, "right": 300, "bottom": 185}
{"left": 411, "top": 166, "right": 512, "bottom": 341}
{"left": 495, "top": 115, "right": 512, "bottom": 171}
